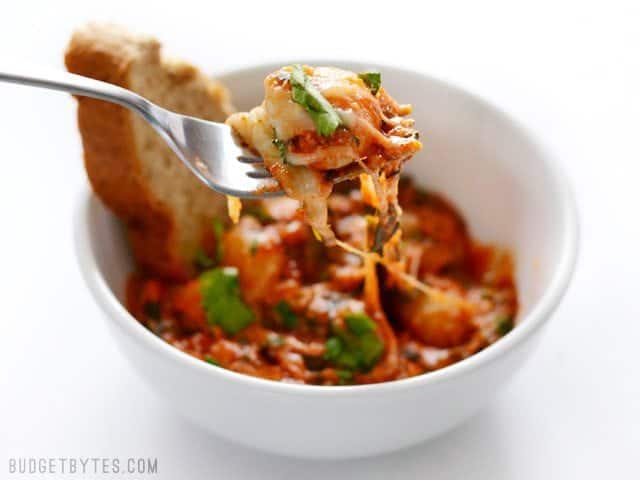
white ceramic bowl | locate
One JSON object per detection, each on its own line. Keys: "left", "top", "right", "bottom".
{"left": 74, "top": 62, "right": 578, "bottom": 459}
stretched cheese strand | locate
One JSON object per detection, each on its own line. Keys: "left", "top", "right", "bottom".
{"left": 226, "top": 196, "right": 242, "bottom": 224}
{"left": 334, "top": 239, "right": 475, "bottom": 313}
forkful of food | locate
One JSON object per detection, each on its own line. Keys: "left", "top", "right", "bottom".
{"left": 0, "top": 64, "right": 420, "bottom": 248}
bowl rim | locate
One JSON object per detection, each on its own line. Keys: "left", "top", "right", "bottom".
{"left": 74, "top": 60, "right": 579, "bottom": 397}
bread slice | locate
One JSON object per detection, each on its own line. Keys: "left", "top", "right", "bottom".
{"left": 66, "top": 23, "right": 234, "bottom": 280}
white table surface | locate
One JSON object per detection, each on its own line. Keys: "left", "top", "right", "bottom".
{"left": 1, "top": 1, "right": 639, "bottom": 478}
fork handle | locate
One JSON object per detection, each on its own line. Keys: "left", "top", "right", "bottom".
{"left": 0, "top": 66, "right": 156, "bottom": 121}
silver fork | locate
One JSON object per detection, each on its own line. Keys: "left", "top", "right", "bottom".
{"left": 0, "top": 67, "right": 282, "bottom": 198}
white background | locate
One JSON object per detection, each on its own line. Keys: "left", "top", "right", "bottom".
{"left": 1, "top": 1, "right": 639, "bottom": 478}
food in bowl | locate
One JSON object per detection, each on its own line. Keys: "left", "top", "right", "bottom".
{"left": 127, "top": 178, "right": 517, "bottom": 385}
{"left": 67, "top": 23, "right": 518, "bottom": 386}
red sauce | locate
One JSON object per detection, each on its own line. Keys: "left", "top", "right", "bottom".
{"left": 127, "top": 178, "right": 517, "bottom": 385}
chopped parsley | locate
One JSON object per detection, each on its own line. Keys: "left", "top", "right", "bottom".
{"left": 274, "top": 300, "right": 298, "bottom": 329}
{"left": 344, "top": 312, "right": 377, "bottom": 335}
{"left": 495, "top": 315, "right": 514, "bottom": 336}
{"left": 249, "top": 239, "right": 259, "bottom": 256}
{"left": 358, "top": 72, "right": 381, "bottom": 95}
{"left": 336, "top": 369, "right": 353, "bottom": 385}
{"left": 324, "top": 312, "right": 384, "bottom": 372}
{"left": 272, "top": 130, "right": 288, "bottom": 163}
{"left": 289, "top": 65, "right": 342, "bottom": 137}
{"left": 194, "top": 249, "right": 215, "bottom": 269}
{"left": 324, "top": 337, "right": 342, "bottom": 360}
{"left": 199, "top": 267, "right": 254, "bottom": 335}
{"left": 204, "top": 355, "right": 220, "bottom": 366}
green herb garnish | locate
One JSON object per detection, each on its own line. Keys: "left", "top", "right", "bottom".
{"left": 143, "top": 301, "right": 161, "bottom": 320}
{"left": 274, "top": 300, "right": 298, "bottom": 330}
{"left": 272, "top": 129, "right": 288, "bottom": 163}
{"left": 289, "top": 65, "right": 342, "bottom": 137}
{"left": 344, "top": 312, "right": 377, "bottom": 335}
{"left": 249, "top": 239, "right": 259, "bottom": 256}
{"left": 495, "top": 315, "right": 514, "bottom": 336}
{"left": 194, "top": 249, "right": 215, "bottom": 269}
{"left": 324, "top": 337, "right": 342, "bottom": 360}
{"left": 358, "top": 72, "right": 381, "bottom": 95}
{"left": 336, "top": 369, "right": 353, "bottom": 385}
{"left": 204, "top": 355, "right": 220, "bottom": 366}
{"left": 324, "top": 312, "right": 384, "bottom": 372}
{"left": 200, "top": 267, "right": 254, "bottom": 335}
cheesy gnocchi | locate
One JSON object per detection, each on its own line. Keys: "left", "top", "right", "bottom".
{"left": 226, "top": 65, "right": 421, "bottom": 245}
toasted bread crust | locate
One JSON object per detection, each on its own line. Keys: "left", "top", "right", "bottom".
{"left": 66, "top": 24, "right": 232, "bottom": 280}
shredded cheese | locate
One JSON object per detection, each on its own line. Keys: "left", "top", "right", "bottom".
{"left": 334, "top": 239, "right": 475, "bottom": 312}
{"left": 359, "top": 173, "right": 380, "bottom": 209}
{"left": 226, "top": 196, "right": 242, "bottom": 224}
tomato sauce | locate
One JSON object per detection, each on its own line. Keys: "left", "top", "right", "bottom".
{"left": 127, "top": 178, "right": 517, "bottom": 385}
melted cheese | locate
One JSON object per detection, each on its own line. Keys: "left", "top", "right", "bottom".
{"left": 226, "top": 65, "right": 421, "bottom": 245}
{"left": 226, "top": 195, "right": 242, "bottom": 224}
{"left": 335, "top": 238, "right": 475, "bottom": 312}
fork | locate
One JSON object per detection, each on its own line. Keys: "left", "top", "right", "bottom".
{"left": 0, "top": 67, "right": 282, "bottom": 198}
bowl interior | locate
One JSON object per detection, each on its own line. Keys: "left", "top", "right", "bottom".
{"left": 91, "top": 62, "right": 572, "bottom": 330}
